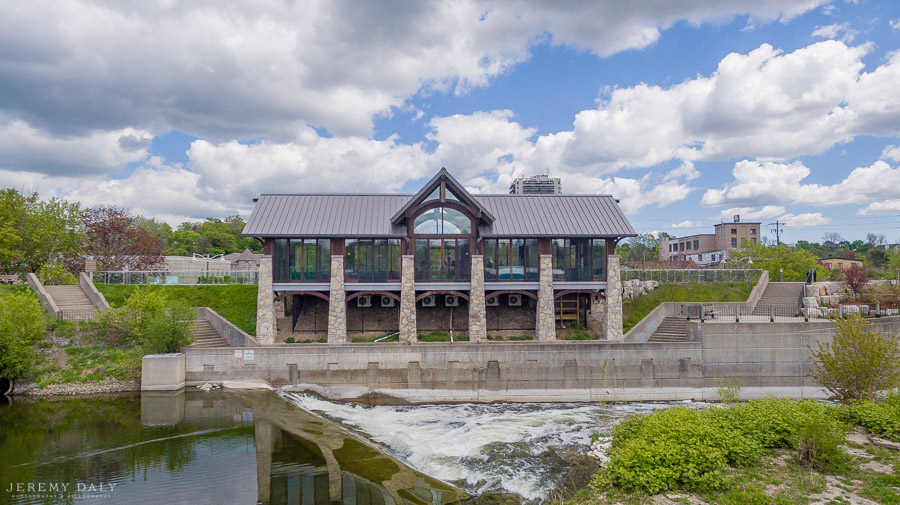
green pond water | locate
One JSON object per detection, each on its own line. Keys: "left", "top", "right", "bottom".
{"left": 0, "top": 390, "right": 467, "bottom": 505}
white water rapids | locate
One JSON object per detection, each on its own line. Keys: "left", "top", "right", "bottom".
{"left": 281, "top": 392, "right": 698, "bottom": 501}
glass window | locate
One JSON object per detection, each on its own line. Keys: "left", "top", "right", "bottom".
{"left": 444, "top": 239, "right": 457, "bottom": 280}
{"left": 274, "top": 239, "right": 288, "bottom": 281}
{"left": 373, "top": 239, "right": 388, "bottom": 282}
{"left": 316, "top": 239, "right": 331, "bottom": 281}
{"left": 511, "top": 239, "right": 524, "bottom": 280}
{"left": 591, "top": 239, "right": 606, "bottom": 280}
{"left": 345, "top": 239, "right": 358, "bottom": 281}
{"left": 731, "top": 238, "right": 737, "bottom": 247}
{"left": 457, "top": 238, "right": 470, "bottom": 281}
{"left": 358, "top": 239, "right": 373, "bottom": 281}
{"left": 415, "top": 239, "right": 428, "bottom": 282}
{"left": 693, "top": 240, "right": 699, "bottom": 250}
{"left": 751, "top": 228, "right": 757, "bottom": 234}
{"left": 552, "top": 239, "right": 566, "bottom": 281}
{"left": 413, "top": 207, "right": 471, "bottom": 234}
{"left": 484, "top": 239, "right": 497, "bottom": 281}
{"left": 498, "top": 239, "right": 511, "bottom": 280}
{"left": 289, "top": 240, "right": 304, "bottom": 281}
{"left": 686, "top": 241, "right": 692, "bottom": 250}
{"left": 525, "top": 238, "right": 539, "bottom": 281}
{"left": 423, "top": 187, "right": 440, "bottom": 202}
{"left": 429, "top": 239, "right": 442, "bottom": 280}
{"left": 388, "top": 239, "right": 401, "bottom": 281}
{"left": 445, "top": 188, "right": 461, "bottom": 201}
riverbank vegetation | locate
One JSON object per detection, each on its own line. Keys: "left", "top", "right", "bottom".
{"left": 96, "top": 284, "right": 257, "bottom": 334}
{"left": 573, "top": 395, "right": 900, "bottom": 505}
{"left": 1, "top": 288, "right": 197, "bottom": 388}
{"left": 622, "top": 282, "right": 753, "bottom": 333}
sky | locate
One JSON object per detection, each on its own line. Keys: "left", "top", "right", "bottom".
{"left": 1, "top": 0, "right": 899, "bottom": 245}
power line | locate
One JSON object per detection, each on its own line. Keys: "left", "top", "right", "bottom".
{"left": 768, "top": 220, "right": 784, "bottom": 246}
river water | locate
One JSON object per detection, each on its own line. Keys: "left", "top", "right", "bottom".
{"left": 0, "top": 390, "right": 691, "bottom": 504}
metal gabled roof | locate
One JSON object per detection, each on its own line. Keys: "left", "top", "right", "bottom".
{"left": 243, "top": 193, "right": 636, "bottom": 238}
{"left": 389, "top": 167, "right": 495, "bottom": 224}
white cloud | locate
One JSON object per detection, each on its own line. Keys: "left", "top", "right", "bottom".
{"left": 702, "top": 159, "right": 900, "bottom": 209}
{"left": 890, "top": 18, "right": 900, "bottom": 31}
{"left": 882, "top": 145, "right": 900, "bottom": 162}
{"left": 861, "top": 200, "right": 900, "bottom": 215}
{"left": 812, "top": 23, "right": 857, "bottom": 42}
{"left": 0, "top": 0, "right": 828, "bottom": 140}
{"left": 663, "top": 161, "right": 700, "bottom": 182}
{"left": 717, "top": 205, "right": 787, "bottom": 221}
{"left": 777, "top": 212, "right": 831, "bottom": 227}
{"left": 0, "top": 117, "right": 151, "bottom": 175}
{"left": 671, "top": 220, "right": 704, "bottom": 228}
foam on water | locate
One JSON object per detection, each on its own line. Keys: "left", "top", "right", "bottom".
{"left": 281, "top": 392, "right": 688, "bottom": 501}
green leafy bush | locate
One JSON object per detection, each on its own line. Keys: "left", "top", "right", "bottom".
{"left": 93, "top": 290, "right": 195, "bottom": 354}
{"left": 0, "top": 291, "right": 48, "bottom": 378}
{"left": 593, "top": 399, "right": 847, "bottom": 494}
{"left": 839, "top": 391, "right": 900, "bottom": 441}
{"left": 810, "top": 314, "right": 900, "bottom": 401}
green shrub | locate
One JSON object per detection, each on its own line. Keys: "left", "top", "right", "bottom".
{"left": 810, "top": 314, "right": 900, "bottom": 401}
{"left": 839, "top": 391, "right": 900, "bottom": 441}
{"left": 0, "top": 291, "right": 48, "bottom": 378}
{"left": 285, "top": 337, "right": 296, "bottom": 343}
{"left": 38, "top": 261, "right": 78, "bottom": 285}
{"left": 594, "top": 399, "right": 847, "bottom": 495}
{"left": 93, "top": 290, "right": 195, "bottom": 353}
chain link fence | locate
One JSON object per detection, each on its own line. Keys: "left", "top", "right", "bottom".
{"left": 92, "top": 270, "right": 258, "bottom": 286}
{"left": 621, "top": 269, "right": 762, "bottom": 284}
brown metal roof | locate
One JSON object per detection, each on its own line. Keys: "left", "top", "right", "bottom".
{"left": 243, "top": 193, "right": 636, "bottom": 238}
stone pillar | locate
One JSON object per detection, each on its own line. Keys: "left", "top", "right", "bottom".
{"left": 255, "top": 256, "right": 276, "bottom": 345}
{"left": 604, "top": 254, "right": 624, "bottom": 341}
{"left": 399, "top": 255, "right": 417, "bottom": 343}
{"left": 468, "top": 255, "right": 487, "bottom": 342}
{"left": 536, "top": 254, "right": 556, "bottom": 341}
{"left": 327, "top": 255, "right": 347, "bottom": 343}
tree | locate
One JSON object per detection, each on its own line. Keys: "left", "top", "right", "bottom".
{"left": 866, "top": 248, "right": 890, "bottom": 269}
{"left": 810, "top": 315, "right": 900, "bottom": 401}
{"left": 620, "top": 233, "right": 659, "bottom": 263}
{"left": 82, "top": 206, "right": 166, "bottom": 271}
{"left": 729, "top": 242, "right": 826, "bottom": 281}
{"left": 866, "top": 233, "right": 886, "bottom": 248}
{"left": 100, "top": 289, "right": 195, "bottom": 353}
{"left": 843, "top": 264, "right": 868, "bottom": 296}
{"left": 822, "top": 232, "right": 843, "bottom": 252}
{"left": 0, "top": 189, "right": 83, "bottom": 276}
{"left": 0, "top": 290, "right": 47, "bottom": 379}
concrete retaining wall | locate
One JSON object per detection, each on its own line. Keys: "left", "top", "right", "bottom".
{"left": 163, "top": 316, "right": 900, "bottom": 403}
{"left": 197, "top": 307, "right": 259, "bottom": 347}
{"left": 80, "top": 272, "right": 110, "bottom": 311}
{"left": 25, "top": 273, "right": 60, "bottom": 318}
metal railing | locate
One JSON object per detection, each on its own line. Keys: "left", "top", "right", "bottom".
{"left": 671, "top": 302, "right": 900, "bottom": 323}
{"left": 92, "top": 270, "right": 259, "bottom": 286}
{"left": 621, "top": 269, "right": 762, "bottom": 284}
{"left": 58, "top": 308, "right": 99, "bottom": 322}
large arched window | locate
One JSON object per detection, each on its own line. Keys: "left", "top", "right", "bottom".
{"left": 411, "top": 204, "right": 474, "bottom": 282}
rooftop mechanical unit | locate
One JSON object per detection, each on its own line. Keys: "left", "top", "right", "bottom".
{"left": 381, "top": 296, "right": 396, "bottom": 307}
{"left": 421, "top": 295, "right": 436, "bottom": 307}
{"left": 485, "top": 296, "right": 500, "bottom": 307}
{"left": 445, "top": 294, "right": 459, "bottom": 307}
{"left": 508, "top": 294, "right": 522, "bottom": 306}
{"left": 357, "top": 295, "right": 372, "bottom": 308}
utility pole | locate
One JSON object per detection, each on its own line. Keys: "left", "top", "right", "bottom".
{"left": 768, "top": 221, "right": 784, "bottom": 246}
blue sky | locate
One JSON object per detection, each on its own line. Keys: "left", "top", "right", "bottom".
{"left": 1, "top": 1, "right": 899, "bottom": 244}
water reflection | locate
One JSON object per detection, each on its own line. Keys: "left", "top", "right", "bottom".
{"left": 0, "top": 390, "right": 467, "bottom": 505}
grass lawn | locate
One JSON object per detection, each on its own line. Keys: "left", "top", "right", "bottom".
{"left": 96, "top": 284, "right": 258, "bottom": 335}
{"left": 622, "top": 282, "right": 753, "bottom": 333}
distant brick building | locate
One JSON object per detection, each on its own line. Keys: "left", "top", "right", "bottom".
{"left": 665, "top": 220, "right": 761, "bottom": 267}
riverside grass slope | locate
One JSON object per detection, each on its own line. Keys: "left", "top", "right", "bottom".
{"left": 95, "top": 284, "right": 257, "bottom": 335}
{"left": 622, "top": 282, "right": 754, "bottom": 333}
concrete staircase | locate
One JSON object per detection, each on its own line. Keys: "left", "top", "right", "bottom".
{"left": 751, "top": 282, "right": 804, "bottom": 316}
{"left": 649, "top": 317, "right": 687, "bottom": 343}
{"left": 44, "top": 285, "right": 98, "bottom": 321}
{"left": 189, "top": 319, "right": 230, "bottom": 348}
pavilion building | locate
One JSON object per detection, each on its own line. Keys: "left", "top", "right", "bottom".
{"left": 242, "top": 168, "right": 636, "bottom": 344}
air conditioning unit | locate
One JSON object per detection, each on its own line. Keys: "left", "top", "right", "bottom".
{"left": 381, "top": 296, "right": 396, "bottom": 307}
{"left": 445, "top": 294, "right": 459, "bottom": 307}
{"left": 357, "top": 295, "right": 372, "bottom": 308}
{"left": 485, "top": 297, "right": 500, "bottom": 307}
{"left": 508, "top": 294, "right": 522, "bottom": 306}
{"left": 421, "top": 295, "right": 436, "bottom": 307}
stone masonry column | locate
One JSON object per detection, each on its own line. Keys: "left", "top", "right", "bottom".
{"left": 604, "top": 254, "right": 624, "bottom": 341}
{"left": 399, "top": 255, "right": 417, "bottom": 343}
{"left": 536, "top": 254, "right": 556, "bottom": 341}
{"left": 255, "top": 255, "right": 276, "bottom": 345}
{"left": 468, "top": 255, "right": 487, "bottom": 342}
{"left": 327, "top": 255, "right": 347, "bottom": 343}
